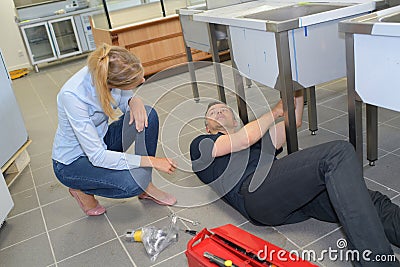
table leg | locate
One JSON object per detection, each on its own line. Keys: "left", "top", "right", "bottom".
{"left": 208, "top": 23, "right": 226, "bottom": 103}
{"left": 307, "top": 86, "right": 318, "bottom": 135}
{"left": 179, "top": 15, "right": 199, "bottom": 103}
{"left": 185, "top": 45, "right": 200, "bottom": 102}
{"left": 245, "top": 77, "right": 252, "bottom": 88}
{"left": 366, "top": 104, "right": 378, "bottom": 166}
{"left": 345, "top": 33, "right": 363, "bottom": 163}
{"left": 226, "top": 26, "right": 248, "bottom": 125}
{"left": 275, "top": 31, "right": 298, "bottom": 153}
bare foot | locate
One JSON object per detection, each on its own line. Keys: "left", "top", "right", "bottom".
{"left": 139, "top": 182, "right": 176, "bottom": 205}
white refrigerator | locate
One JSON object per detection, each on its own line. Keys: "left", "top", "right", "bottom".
{"left": 0, "top": 49, "right": 26, "bottom": 225}
{"left": 0, "top": 49, "right": 28, "bottom": 167}
{"left": 0, "top": 172, "right": 14, "bottom": 227}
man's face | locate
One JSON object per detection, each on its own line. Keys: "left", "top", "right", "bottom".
{"left": 205, "top": 103, "right": 237, "bottom": 133}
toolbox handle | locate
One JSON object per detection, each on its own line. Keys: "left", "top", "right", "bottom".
{"left": 187, "top": 228, "right": 212, "bottom": 249}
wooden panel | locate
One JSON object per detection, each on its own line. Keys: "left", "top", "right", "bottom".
{"left": 128, "top": 36, "right": 185, "bottom": 63}
{"left": 90, "top": 17, "right": 113, "bottom": 46}
{"left": 91, "top": 15, "right": 215, "bottom": 76}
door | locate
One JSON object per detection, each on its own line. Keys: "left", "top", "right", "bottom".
{"left": 48, "top": 16, "right": 82, "bottom": 58}
{"left": 20, "top": 22, "right": 57, "bottom": 65}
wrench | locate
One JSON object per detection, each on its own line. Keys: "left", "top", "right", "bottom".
{"left": 174, "top": 215, "right": 200, "bottom": 226}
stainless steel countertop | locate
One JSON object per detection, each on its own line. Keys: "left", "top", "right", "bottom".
{"left": 192, "top": 0, "right": 376, "bottom": 32}
{"left": 339, "top": 5, "right": 400, "bottom": 36}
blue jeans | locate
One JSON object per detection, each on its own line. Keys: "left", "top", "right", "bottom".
{"left": 53, "top": 106, "right": 158, "bottom": 198}
{"left": 243, "top": 140, "right": 400, "bottom": 266}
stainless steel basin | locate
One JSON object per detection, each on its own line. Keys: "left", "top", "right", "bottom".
{"left": 243, "top": 4, "right": 348, "bottom": 21}
{"left": 379, "top": 12, "right": 400, "bottom": 22}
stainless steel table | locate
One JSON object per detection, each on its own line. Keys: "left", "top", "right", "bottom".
{"left": 193, "top": 0, "right": 375, "bottom": 153}
{"left": 339, "top": 5, "right": 400, "bottom": 165}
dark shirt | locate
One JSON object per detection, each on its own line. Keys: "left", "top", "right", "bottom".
{"left": 190, "top": 132, "right": 275, "bottom": 222}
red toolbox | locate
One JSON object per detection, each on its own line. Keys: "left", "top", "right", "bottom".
{"left": 186, "top": 224, "right": 317, "bottom": 267}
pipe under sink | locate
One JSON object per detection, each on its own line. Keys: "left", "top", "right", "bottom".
{"left": 243, "top": 3, "right": 349, "bottom": 21}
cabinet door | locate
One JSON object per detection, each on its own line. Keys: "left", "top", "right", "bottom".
{"left": 20, "top": 22, "right": 57, "bottom": 65}
{"left": 48, "top": 16, "right": 82, "bottom": 58}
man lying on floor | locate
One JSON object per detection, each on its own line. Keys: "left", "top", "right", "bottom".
{"left": 190, "top": 100, "right": 400, "bottom": 266}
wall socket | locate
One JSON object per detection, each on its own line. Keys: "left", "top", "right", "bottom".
{"left": 18, "top": 50, "right": 24, "bottom": 57}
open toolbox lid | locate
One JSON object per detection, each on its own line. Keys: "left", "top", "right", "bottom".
{"left": 211, "top": 224, "right": 317, "bottom": 266}
{"left": 186, "top": 224, "right": 317, "bottom": 267}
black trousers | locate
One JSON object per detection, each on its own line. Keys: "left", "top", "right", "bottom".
{"left": 243, "top": 140, "right": 400, "bottom": 266}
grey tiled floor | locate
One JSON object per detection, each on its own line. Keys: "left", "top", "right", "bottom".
{"left": 1, "top": 56, "right": 400, "bottom": 267}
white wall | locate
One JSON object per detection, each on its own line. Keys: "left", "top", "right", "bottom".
{"left": 0, "top": 0, "right": 30, "bottom": 71}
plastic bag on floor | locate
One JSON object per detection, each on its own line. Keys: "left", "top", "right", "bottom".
{"left": 125, "top": 214, "right": 179, "bottom": 262}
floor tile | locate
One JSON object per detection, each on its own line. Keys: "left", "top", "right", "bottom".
{"left": 320, "top": 94, "right": 348, "bottom": 113}
{"left": 105, "top": 198, "right": 173, "bottom": 238}
{"left": 29, "top": 150, "right": 53, "bottom": 171}
{"left": 49, "top": 216, "right": 116, "bottom": 261}
{"left": 375, "top": 107, "right": 400, "bottom": 124}
{"left": 0, "top": 233, "right": 54, "bottom": 267}
{"left": 36, "top": 181, "right": 70, "bottom": 206}
{"left": 275, "top": 218, "right": 341, "bottom": 249}
{"left": 303, "top": 105, "right": 346, "bottom": 126}
{"left": 57, "top": 239, "right": 133, "bottom": 267}
{"left": 303, "top": 227, "right": 353, "bottom": 267}
{"left": 0, "top": 209, "right": 45, "bottom": 250}
{"left": 8, "top": 188, "right": 39, "bottom": 217}
{"left": 8, "top": 167, "right": 34, "bottom": 194}
{"left": 374, "top": 124, "right": 400, "bottom": 152}
{"left": 41, "top": 198, "right": 86, "bottom": 231}
{"left": 151, "top": 251, "right": 188, "bottom": 267}
{"left": 298, "top": 128, "right": 346, "bottom": 150}
{"left": 385, "top": 116, "right": 400, "bottom": 129}
{"left": 31, "top": 164, "right": 59, "bottom": 187}
{"left": 364, "top": 153, "right": 400, "bottom": 192}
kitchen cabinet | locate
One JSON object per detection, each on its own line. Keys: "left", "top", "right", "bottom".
{"left": 20, "top": 16, "right": 82, "bottom": 72}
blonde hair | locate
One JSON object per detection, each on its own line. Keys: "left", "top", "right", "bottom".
{"left": 87, "top": 43, "right": 144, "bottom": 119}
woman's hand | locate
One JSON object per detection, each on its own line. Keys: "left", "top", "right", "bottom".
{"left": 141, "top": 156, "right": 177, "bottom": 174}
{"left": 128, "top": 97, "right": 148, "bottom": 132}
{"left": 152, "top": 157, "right": 177, "bottom": 174}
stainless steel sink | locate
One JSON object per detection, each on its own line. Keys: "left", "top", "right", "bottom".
{"left": 379, "top": 12, "right": 400, "bottom": 22}
{"left": 243, "top": 4, "right": 348, "bottom": 22}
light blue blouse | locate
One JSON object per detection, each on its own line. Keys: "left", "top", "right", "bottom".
{"left": 52, "top": 66, "right": 141, "bottom": 170}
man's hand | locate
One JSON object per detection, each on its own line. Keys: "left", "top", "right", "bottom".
{"left": 272, "top": 96, "right": 300, "bottom": 120}
{"left": 128, "top": 97, "right": 148, "bottom": 132}
{"left": 272, "top": 100, "right": 284, "bottom": 119}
